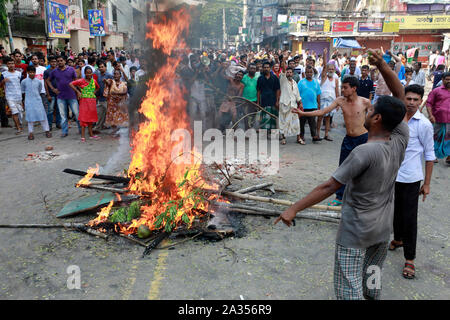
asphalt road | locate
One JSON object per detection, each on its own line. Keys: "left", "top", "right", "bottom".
{"left": 0, "top": 108, "right": 449, "bottom": 300}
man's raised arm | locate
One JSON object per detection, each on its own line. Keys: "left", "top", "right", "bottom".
{"left": 368, "top": 49, "right": 405, "bottom": 102}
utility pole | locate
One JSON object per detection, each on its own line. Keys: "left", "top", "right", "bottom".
{"left": 93, "top": 0, "right": 101, "bottom": 53}
{"left": 222, "top": 7, "right": 227, "bottom": 49}
{"left": 6, "top": 13, "right": 14, "bottom": 53}
{"left": 242, "top": 0, "right": 247, "bottom": 44}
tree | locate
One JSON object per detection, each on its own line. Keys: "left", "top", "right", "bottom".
{"left": 0, "top": 0, "right": 12, "bottom": 41}
{"left": 196, "top": 0, "right": 242, "bottom": 42}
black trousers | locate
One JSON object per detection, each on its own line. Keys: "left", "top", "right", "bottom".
{"left": 393, "top": 181, "right": 421, "bottom": 260}
{"left": 300, "top": 108, "right": 317, "bottom": 138}
{"left": 0, "top": 97, "right": 8, "bottom": 127}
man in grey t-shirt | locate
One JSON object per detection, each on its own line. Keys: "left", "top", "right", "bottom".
{"left": 275, "top": 49, "right": 409, "bottom": 300}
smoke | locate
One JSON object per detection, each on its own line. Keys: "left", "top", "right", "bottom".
{"left": 99, "top": 128, "right": 131, "bottom": 175}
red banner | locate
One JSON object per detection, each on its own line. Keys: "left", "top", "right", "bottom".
{"left": 332, "top": 21, "right": 354, "bottom": 32}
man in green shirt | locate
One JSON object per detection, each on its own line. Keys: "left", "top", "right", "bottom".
{"left": 241, "top": 63, "right": 260, "bottom": 130}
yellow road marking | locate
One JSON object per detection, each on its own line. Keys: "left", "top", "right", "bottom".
{"left": 147, "top": 239, "right": 170, "bottom": 300}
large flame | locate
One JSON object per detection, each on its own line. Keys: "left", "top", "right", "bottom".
{"left": 89, "top": 9, "right": 217, "bottom": 235}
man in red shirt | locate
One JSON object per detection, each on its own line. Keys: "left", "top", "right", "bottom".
{"left": 13, "top": 51, "right": 27, "bottom": 78}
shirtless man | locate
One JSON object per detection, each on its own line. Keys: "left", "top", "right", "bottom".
{"left": 293, "top": 75, "right": 371, "bottom": 206}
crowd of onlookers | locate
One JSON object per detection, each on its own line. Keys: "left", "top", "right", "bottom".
{"left": 0, "top": 45, "right": 146, "bottom": 141}
{"left": 0, "top": 45, "right": 448, "bottom": 165}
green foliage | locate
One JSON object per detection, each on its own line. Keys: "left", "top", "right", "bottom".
{"left": 190, "top": 0, "right": 242, "bottom": 44}
{"left": 153, "top": 169, "right": 206, "bottom": 233}
{"left": 109, "top": 207, "right": 128, "bottom": 223}
{"left": 127, "top": 201, "right": 141, "bottom": 221}
{"left": 0, "top": 0, "right": 11, "bottom": 40}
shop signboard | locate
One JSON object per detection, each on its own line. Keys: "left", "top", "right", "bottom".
{"left": 358, "top": 22, "right": 383, "bottom": 32}
{"left": 309, "top": 19, "right": 324, "bottom": 32}
{"left": 386, "top": 15, "right": 450, "bottom": 29}
{"left": 332, "top": 21, "right": 354, "bottom": 33}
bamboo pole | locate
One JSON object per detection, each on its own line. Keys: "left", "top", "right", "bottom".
{"left": 235, "top": 182, "right": 273, "bottom": 194}
{"left": 0, "top": 223, "right": 108, "bottom": 239}
{"left": 222, "top": 190, "right": 342, "bottom": 212}
{"left": 222, "top": 207, "right": 340, "bottom": 223}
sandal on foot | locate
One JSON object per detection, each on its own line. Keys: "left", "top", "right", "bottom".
{"left": 45, "top": 131, "right": 52, "bottom": 138}
{"left": 324, "top": 136, "right": 333, "bottom": 141}
{"left": 389, "top": 240, "right": 403, "bottom": 251}
{"left": 312, "top": 137, "right": 323, "bottom": 142}
{"left": 28, "top": 133, "right": 34, "bottom": 140}
{"left": 89, "top": 135, "right": 101, "bottom": 140}
{"left": 281, "top": 138, "right": 286, "bottom": 145}
{"left": 81, "top": 138, "right": 86, "bottom": 142}
{"left": 403, "top": 262, "right": 415, "bottom": 279}
{"left": 327, "top": 199, "right": 342, "bottom": 206}
{"left": 297, "top": 137, "right": 306, "bottom": 145}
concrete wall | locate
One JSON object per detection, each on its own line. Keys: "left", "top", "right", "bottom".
{"left": 69, "top": 30, "right": 91, "bottom": 53}
{"left": 103, "top": 33, "right": 124, "bottom": 50}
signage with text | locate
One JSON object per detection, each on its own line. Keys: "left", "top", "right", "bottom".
{"left": 332, "top": 21, "right": 354, "bottom": 33}
{"left": 358, "top": 22, "right": 383, "bottom": 32}
{"left": 387, "top": 15, "right": 450, "bottom": 30}
{"left": 46, "top": 0, "right": 70, "bottom": 38}
{"left": 309, "top": 20, "right": 324, "bottom": 32}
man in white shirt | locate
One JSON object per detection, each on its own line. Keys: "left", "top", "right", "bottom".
{"left": 30, "top": 54, "right": 49, "bottom": 109}
{"left": 389, "top": 84, "right": 435, "bottom": 280}
{"left": 428, "top": 50, "right": 438, "bottom": 74}
{"left": 412, "top": 62, "right": 426, "bottom": 87}
{"left": 1, "top": 57, "right": 24, "bottom": 132}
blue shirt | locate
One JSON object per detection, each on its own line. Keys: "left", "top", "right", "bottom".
{"left": 298, "top": 78, "right": 321, "bottom": 110}
{"left": 398, "top": 64, "right": 405, "bottom": 81}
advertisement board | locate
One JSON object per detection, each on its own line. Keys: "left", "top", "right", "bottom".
{"left": 88, "top": 9, "right": 106, "bottom": 36}
{"left": 47, "top": 0, "right": 70, "bottom": 38}
{"left": 358, "top": 22, "right": 383, "bottom": 32}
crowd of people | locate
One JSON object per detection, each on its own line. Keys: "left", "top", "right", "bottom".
{"left": 0, "top": 42, "right": 449, "bottom": 300}
{"left": 0, "top": 46, "right": 146, "bottom": 141}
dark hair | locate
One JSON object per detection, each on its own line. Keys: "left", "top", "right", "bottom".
{"left": 415, "top": 61, "right": 422, "bottom": 68}
{"left": 130, "top": 66, "right": 138, "bottom": 72}
{"left": 342, "top": 75, "right": 359, "bottom": 89}
{"left": 305, "top": 65, "right": 313, "bottom": 71}
{"left": 361, "top": 65, "right": 369, "bottom": 70}
{"left": 262, "top": 61, "right": 271, "bottom": 68}
{"left": 56, "top": 56, "right": 66, "bottom": 61}
{"left": 48, "top": 55, "right": 57, "bottom": 62}
{"left": 4, "top": 57, "right": 13, "bottom": 64}
{"left": 88, "top": 56, "right": 96, "bottom": 65}
{"left": 248, "top": 62, "right": 256, "bottom": 68}
{"left": 442, "top": 72, "right": 450, "bottom": 80}
{"left": 112, "top": 61, "right": 119, "bottom": 67}
{"left": 286, "top": 67, "right": 294, "bottom": 72}
{"left": 240, "top": 54, "right": 247, "bottom": 60}
{"left": 84, "top": 66, "right": 93, "bottom": 73}
{"left": 405, "top": 67, "right": 413, "bottom": 73}
{"left": 97, "top": 61, "right": 106, "bottom": 67}
{"left": 27, "top": 65, "right": 36, "bottom": 72}
{"left": 373, "top": 96, "right": 406, "bottom": 132}
{"left": 405, "top": 84, "right": 424, "bottom": 99}
{"left": 436, "top": 64, "right": 445, "bottom": 71}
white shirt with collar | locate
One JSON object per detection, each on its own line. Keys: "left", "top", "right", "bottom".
{"left": 412, "top": 69, "right": 426, "bottom": 87}
{"left": 396, "top": 110, "right": 436, "bottom": 183}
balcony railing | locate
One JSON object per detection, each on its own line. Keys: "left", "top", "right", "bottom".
{"left": 10, "top": 15, "right": 46, "bottom": 38}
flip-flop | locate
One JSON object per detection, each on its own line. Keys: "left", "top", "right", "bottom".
{"left": 324, "top": 136, "right": 333, "bottom": 141}
{"left": 297, "top": 137, "right": 306, "bottom": 145}
{"left": 81, "top": 138, "right": 86, "bottom": 142}
{"left": 403, "top": 262, "right": 415, "bottom": 279}
{"left": 327, "top": 199, "right": 342, "bottom": 206}
{"left": 281, "top": 138, "right": 286, "bottom": 145}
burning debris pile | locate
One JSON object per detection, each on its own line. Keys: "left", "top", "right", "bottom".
{"left": 58, "top": 9, "right": 235, "bottom": 255}
{"left": 50, "top": 9, "right": 342, "bottom": 254}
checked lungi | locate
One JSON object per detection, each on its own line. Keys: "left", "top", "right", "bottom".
{"left": 334, "top": 242, "right": 389, "bottom": 300}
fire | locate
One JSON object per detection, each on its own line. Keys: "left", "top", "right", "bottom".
{"left": 76, "top": 164, "right": 100, "bottom": 186}
{"left": 88, "top": 9, "right": 218, "bottom": 235}
{"left": 88, "top": 199, "right": 114, "bottom": 227}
